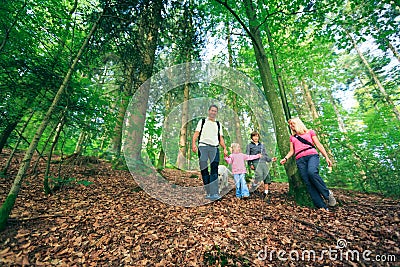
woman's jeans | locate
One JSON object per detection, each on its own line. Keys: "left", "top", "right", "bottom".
{"left": 233, "top": 173, "right": 249, "bottom": 198}
{"left": 296, "top": 154, "right": 329, "bottom": 208}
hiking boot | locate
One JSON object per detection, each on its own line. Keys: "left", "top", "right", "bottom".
{"left": 263, "top": 193, "right": 270, "bottom": 203}
{"left": 328, "top": 190, "right": 336, "bottom": 206}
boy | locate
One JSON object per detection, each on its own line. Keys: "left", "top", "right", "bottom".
{"left": 246, "top": 131, "right": 277, "bottom": 202}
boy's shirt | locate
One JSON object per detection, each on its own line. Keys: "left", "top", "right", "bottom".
{"left": 246, "top": 141, "right": 272, "bottom": 166}
{"left": 224, "top": 153, "right": 260, "bottom": 174}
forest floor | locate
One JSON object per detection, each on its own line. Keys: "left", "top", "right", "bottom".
{"left": 0, "top": 150, "right": 399, "bottom": 266}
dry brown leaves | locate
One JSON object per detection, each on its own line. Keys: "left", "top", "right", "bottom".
{"left": 0, "top": 151, "right": 399, "bottom": 266}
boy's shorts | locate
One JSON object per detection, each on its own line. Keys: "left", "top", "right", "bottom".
{"left": 253, "top": 162, "right": 272, "bottom": 184}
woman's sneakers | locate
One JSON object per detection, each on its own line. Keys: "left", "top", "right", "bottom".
{"left": 328, "top": 190, "right": 336, "bottom": 206}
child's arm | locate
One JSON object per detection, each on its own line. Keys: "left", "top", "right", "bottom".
{"left": 224, "top": 155, "right": 233, "bottom": 165}
{"left": 245, "top": 153, "right": 262, "bottom": 161}
{"left": 261, "top": 144, "right": 273, "bottom": 162}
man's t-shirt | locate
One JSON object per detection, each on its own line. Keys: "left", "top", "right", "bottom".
{"left": 195, "top": 118, "right": 223, "bottom": 147}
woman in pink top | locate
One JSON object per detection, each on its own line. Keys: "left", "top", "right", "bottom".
{"left": 225, "top": 143, "right": 261, "bottom": 199}
{"left": 280, "top": 118, "right": 336, "bottom": 211}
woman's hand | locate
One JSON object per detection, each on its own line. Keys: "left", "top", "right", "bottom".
{"left": 325, "top": 156, "right": 333, "bottom": 167}
{"left": 280, "top": 157, "right": 288, "bottom": 165}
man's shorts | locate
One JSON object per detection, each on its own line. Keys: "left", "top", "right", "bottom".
{"left": 253, "top": 162, "right": 272, "bottom": 184}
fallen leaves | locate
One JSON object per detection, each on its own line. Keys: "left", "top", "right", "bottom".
{"left": 0, "top": 153, "right": 399, "bottom": 266}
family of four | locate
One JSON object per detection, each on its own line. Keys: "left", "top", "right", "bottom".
{"left": 192, "top": 105, "right": 336, "bottom": 211}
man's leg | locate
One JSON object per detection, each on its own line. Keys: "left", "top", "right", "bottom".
{"left": 198, "top": 146, "right": 210, "bottom": 196}
{"left": 209, "top": 147, "right": 220, "bottom": 198}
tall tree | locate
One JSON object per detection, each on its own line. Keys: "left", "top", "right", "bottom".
{"left": 215, "top": 0, "right": 313, "bottom": 205}
{"left": 176, "top": 1, "right": 197, "bottom": 169}
{"left": 346, "top": 30, "right": 400, "bottom": 120}
{"left": 124, "top": 0, "right": 164, "bottom": 166}
{"left": 0, "top": 7, "right": 105, "bottom": 231}
{"left": 265, "top": 23, "right": 291, "bottom": 121}
{"left": 226, "top": 20, "right": 243, "bottom": 148}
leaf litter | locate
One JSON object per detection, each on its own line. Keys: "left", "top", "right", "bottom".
{"left": 0, "top": 152, "right": 399, "bottom": 266}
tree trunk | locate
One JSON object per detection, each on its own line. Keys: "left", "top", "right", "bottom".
{"left": 157, "top": 147, "right": 166, "bottom": 170}
{"left": 325, "top": 87, "right": 367, "bottom": 180}
{"left": 243, "top": 0, "right": 312, "bottom": 206}
{"left": 0, "top": 120, "right": 19, "bottom": 154}
{"left": 300, "top": 79, "right": 335, "bottom": 163}
{"left": 44, "top": 117, "right": 65, "bottom": 194}
{"left": 124, "top": 0, "right": 163, "bottom": 166}
{"left": 74, "top": 130, "right": 87, "bottom": 155}
{"left": 301, "top": 79, "right": 319, "bottom": 121}
{"left": 32, "top": 123, "right": 57, "bottom": 177}
{"left": 1, "top": 111, "right": 35, "bottom": 175}
{"left": 157, "top": 92, "right": 172, "bottom": 170}
{"left": 226, "top": 21, "right": 243, "bottom": 147}
{"left": 388, "top": 41, "right": 400, "bottom": 63}
{"left": 176, "top": 63, "right": 190, "bottom": 170}
{"left": 110, "top": 63, "right": 133, "bottom": 160}
{"left": 111, "top": 96, "right": 128, "bottom": 159}
{"left": 346, "top": 30, "right": 400, "bottom": 120}
{"left": 326, "top": 87, "right": 347, "bottom": 133}
{"left": 265, "top": 23, "right": 291, "bottom": 121}
{"left": 0, "top": 9, "right": 104, "bottom": 231}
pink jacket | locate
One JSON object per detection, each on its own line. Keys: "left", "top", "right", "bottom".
{"left": 224, "top": 153, "right": 261, "bottom": 174}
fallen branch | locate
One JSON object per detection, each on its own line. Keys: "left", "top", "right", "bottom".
{"left": 8, "top": 214, "right": 66, "bottom": 222}
{"left": 292, "top": 217, "right": 337, "bottom": 240}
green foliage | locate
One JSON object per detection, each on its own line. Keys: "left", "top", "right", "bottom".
{"left": 1, "top": 0, "right": 399, "bottom": 222}
{"left": 131, "top": 186, "right": 143, "bottom": 193}
{"left": 46, "top": 176, "right": 93, "bottom": 194}
{"left": 203, "top": 245, "right": 250, "bottom": 267}
{"left": 0, "top": 193, "right": 17, "bottom": 231}
{"left": 76, "top": 180, "right": 94, "bottom": 187}
{"left": 43, "top": 176, "right": 51, "bottom": 195}
{"left": 320, "top": 102, "right": 400, "bottom": 198}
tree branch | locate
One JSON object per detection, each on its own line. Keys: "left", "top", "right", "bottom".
{"left": 213, "top": 0, "right": 263, "bottom": 54}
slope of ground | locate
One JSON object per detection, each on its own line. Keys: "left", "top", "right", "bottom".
{"left": 0, "top": 151, "right": 399, "bottom": 266}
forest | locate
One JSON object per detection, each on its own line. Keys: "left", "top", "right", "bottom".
{"left": 0, "top": 0, "right": 399, "bottom": 266}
